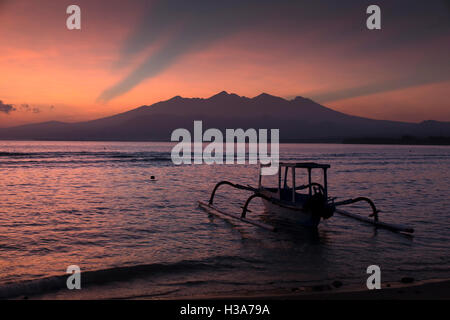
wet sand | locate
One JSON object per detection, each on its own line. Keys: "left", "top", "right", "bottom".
{"left": 152, "top": 278, "right": 450, "bottom": 300}
{"left": 16, "top": 278, "right": 449, "bottom": 300}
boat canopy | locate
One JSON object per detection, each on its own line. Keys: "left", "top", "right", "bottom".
{"left": 278, "top": 162, "right": 330, "bottom": 169}
{"left": 260, "top": 162, "right": 330, "bottom": 169}
{"left": 259, "top": 162, "right": 330, "bottom": 201}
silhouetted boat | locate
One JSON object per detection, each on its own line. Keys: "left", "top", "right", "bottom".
{"left": 199, "top": 162, "right": 414, "bottom": 234}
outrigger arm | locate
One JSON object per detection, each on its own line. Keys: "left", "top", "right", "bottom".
{"left": 334, "top": 197, "right": 380, "bottom": 222}
{"left": 333, "top": 198, "right": 414, "bottom": 234}
{"left": 200, "top": 181, "right": 276, "bottom": 231}
{"left": 208, "top": 181, "right": 256, "bottom": 206}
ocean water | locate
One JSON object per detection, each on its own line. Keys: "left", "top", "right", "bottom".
{"left": 0, "top": 141, "right": 449, "bottom": 299}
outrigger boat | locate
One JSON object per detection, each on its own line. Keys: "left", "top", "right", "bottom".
{"left": 198, "top": 162, "right": 414, "bottom": 234}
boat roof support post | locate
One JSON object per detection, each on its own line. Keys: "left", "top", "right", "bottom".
{"left": 292, "top": 168, "right": 296, "bottom": 203}
{"left": 308, "top": 168, "right": 312, "bottom": 196}
{"left": 323, "top": 168, "right": 328, "bottom": 199}
{"left": 258, "top": 166, "right": 262, "bottom": 188}
{"left": 278, "top": 166, "right": 281, "bottom": 199}
{"left": 283, "top": 166, "right": 288, "bottom": 189}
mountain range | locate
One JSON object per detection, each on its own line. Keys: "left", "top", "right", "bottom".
{"left": 1, "top": 91, "right": 449, "bottom": 142}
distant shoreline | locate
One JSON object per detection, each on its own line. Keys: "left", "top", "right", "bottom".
{"left": 0, "top": 137, "right": 450, "bottom": 146}
{"left": 342, "top": 136, "right": 450, "bottom": 146}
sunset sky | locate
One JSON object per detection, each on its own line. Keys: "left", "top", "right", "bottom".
{"left": 0, "top": 0, "right": 449, "bottom": 127}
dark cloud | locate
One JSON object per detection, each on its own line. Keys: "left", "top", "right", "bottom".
{"left": 98, "top": 0, "right": 356, "bottom": 101}
{"left": 310, "top": 62, "right": 450, "bottom": 103}
{"left": 99, "top": 0, "right": 450, "bottom": 102}
{"left": 0, "top": 100, "right": 16, "bottom": 114}
{"left": 19, "top": 104, "right": 51, "bottom": 114}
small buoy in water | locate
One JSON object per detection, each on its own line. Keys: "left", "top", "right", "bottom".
{"left": 150, "top": 176, "right": 157, "bottom": 182}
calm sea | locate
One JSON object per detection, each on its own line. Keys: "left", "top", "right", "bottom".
{"left": 0, "top": 141, "right": 449, "bottom": 299}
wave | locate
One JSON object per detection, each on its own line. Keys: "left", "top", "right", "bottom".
{"left": 0, "top": 255, "right": 261, "bottom": 299}
{"left": 0, "top": 151, "right": 175, "bottom": 166}
{"left": 0, "top": 152, "right": 35, "bottom": 157}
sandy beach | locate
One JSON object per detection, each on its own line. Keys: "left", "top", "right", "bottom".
{"left": 152, "top": 278, "right": 450, "bottom": 300}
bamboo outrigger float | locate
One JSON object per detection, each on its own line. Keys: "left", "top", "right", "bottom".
{"left": 198, "top": 162, "right": 414, "bottom": 234}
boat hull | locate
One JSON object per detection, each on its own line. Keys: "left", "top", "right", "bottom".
{"left": 262, "top": 199, "right": 321, "bottom": 228}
